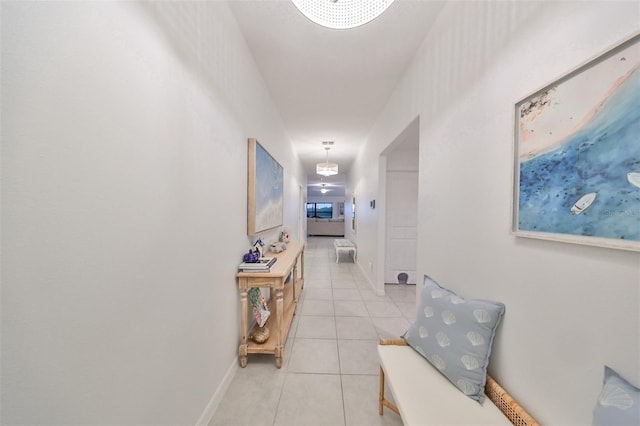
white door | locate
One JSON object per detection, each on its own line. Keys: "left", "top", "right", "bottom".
{"left": 385, "top": 171, "right": 418, "bottom": 284}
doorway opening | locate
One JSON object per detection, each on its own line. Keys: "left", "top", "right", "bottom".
{"left": 380, "top": 117, "right": 419, "bottom": 287}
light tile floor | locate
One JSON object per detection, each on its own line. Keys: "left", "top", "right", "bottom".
{"left": 210, "top": 237, "right": 417, "bottom": 426}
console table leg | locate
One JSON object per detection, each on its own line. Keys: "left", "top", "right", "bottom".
{"left": 239, "top": 341, "right": 248, "bottom": 368}
{"left": 239, "top": 284, "right": 248, "bottom": 367}
{"left": 300, "top": 250, "right": 305, "bottom": 289}
{"left": 275, "top": 287, "right": 284, "bottom": 369}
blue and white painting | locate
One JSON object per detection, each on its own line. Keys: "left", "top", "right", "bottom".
{"left": 253, "top": 141, "right": 283, "bottom": 234}
{"left": 515, "top": 35, "right": 640, "bottom": 250}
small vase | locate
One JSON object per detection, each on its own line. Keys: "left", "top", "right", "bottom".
{"left": 250, "top": 325, "right": 270, "bottom": 344}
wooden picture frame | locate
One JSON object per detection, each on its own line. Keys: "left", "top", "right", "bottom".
{"left": 512, "top": 33, "right": 640, "bottom": 251}
{"left": 248, "top": 138, "right": 284, "bottom": 235}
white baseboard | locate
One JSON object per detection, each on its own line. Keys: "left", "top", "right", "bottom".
{"left": 195, "top": 357, "right": 238, "bottom": 426}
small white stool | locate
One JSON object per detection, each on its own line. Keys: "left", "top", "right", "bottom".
{"left": 334, "top": 239, "right": 357, "bottom": 263}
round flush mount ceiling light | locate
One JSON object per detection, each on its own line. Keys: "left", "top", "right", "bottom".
{"left": 292, "top": 0, "right": 395, "bottom": 30}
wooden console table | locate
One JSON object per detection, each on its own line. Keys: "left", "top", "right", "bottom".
{"left": 236, "top": 241, "right": 304, "bottom": 368}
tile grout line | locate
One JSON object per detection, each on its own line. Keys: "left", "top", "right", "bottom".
{"left": 333, "top": 270, "right": 349, "bottom": 426}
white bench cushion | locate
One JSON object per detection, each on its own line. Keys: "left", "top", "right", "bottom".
{"left": 378, "top": 344, "right": 510, "bottom": 426}
{"left": 334, "top": 239, "right": 355, "bottom": 247}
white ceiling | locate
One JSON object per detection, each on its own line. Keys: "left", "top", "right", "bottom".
{"left": 229, "top": 0, "right": 445, "bottom": 188}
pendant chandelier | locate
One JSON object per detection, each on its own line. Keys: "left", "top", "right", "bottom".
{"left": 292, "top": 0, "right": 395, "bottom": 30}
{"left": 316, "top": 145, "right": 338, "bottom": 176}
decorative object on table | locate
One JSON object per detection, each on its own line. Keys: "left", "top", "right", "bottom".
{"left": 238, "top": 257, "right": 276, "bottom": 273}
{"left": 242, "top": 248, "right": 260, "bottom": 263}
{"left": 512, "top": 33, "right": 640, "bottom": 252}
{"left": 249, "top": 324, "right": 270, "bottom": 344}
{"left": 279, "top": 230, "right": 290, "bottom": 243}
{"left": 270, "top": 241, "right": 287, "bottom": 253}
{"left": 247, "top": 138, "right": 284, "bottom": 235}
{"left": 253, "top": 238, "right": 265, "bottom": 258}
{"left": 248, "top": 287, "right": 270, "bottom": 327}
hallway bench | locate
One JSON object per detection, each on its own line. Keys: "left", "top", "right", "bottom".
{"left": 334, "top": 239, "right": 356, "bottom": 263}
{"left": 378, "top": 339, "right": 538, "bottom": 426}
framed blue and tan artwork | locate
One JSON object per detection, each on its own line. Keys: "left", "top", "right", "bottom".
{"left": 248, "top": 138, "right": 283, "bottom": 235}
{"left": 512, "top": 33, "right": 640, "bottom": 251}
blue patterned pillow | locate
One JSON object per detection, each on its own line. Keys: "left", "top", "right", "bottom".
{"left": 403, "top": 275, "right": 505, "bottom": 403}
{"left": 593, "top": 366, "right": 640, "bottom": 426}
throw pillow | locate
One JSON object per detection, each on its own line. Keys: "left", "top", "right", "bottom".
{"left": 593, "top": 366, "right": 640, "bottom": 426}
{"left": 403, "top": 274, "right": 505, "bottom": 403}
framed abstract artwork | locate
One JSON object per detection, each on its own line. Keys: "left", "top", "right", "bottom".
{"left": 247, "top": 138, "right": 284, "bottom": 235}
{"left": 512, "top": 33, "right": 640, "bottom": 251}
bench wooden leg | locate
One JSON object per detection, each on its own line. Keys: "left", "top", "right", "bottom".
{"left": 379, "top": 366, "right": 400, "bottom": 416}
{"left": 379, "top": 367, "right": 384, "bottom": 415}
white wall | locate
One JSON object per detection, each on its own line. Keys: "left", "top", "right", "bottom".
{"left": 1, "top": 2, "right": 304, "bottom": 424}
{"left": 350, "top": 1, "right": 640, "bottom": 424}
